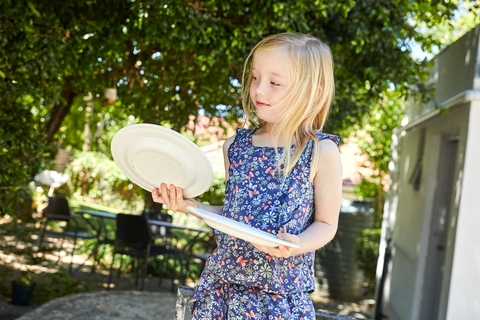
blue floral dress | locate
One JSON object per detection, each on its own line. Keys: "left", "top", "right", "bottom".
{"left": 190, "top": 128, "right": 341, "bottom": 320}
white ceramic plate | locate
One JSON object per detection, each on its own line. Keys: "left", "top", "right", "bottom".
{"left": 111, "top": 124, "right": 213, "bottom": 198}
{"left": 187, "top": 206, "right": 299, "bottom": 248}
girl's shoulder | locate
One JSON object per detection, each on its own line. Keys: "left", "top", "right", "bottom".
{"left": 223, "top": 134, "right": 236, "bottom": 150}
{"left": 223, "top": 128, "right": 252, "bottom": 154}
{"left": 314, "top": 132, "right": 342, "bottom": 147}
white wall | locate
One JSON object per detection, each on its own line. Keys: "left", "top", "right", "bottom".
{"left": 380, "top": 105, "right": 469, "bottom": 320}
{"left": 404, "top": 26, "right": 480, "bottom": 124}
{"left": 445, "top": 102, "right": 480, "bottom": 320}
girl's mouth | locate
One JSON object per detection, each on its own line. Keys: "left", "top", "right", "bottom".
{"left": 256, "top": 101, "right": 269, "bottom": 107}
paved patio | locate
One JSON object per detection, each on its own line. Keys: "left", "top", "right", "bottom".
{"left": 16, "top": 290, "right": 186, "bottom": 320}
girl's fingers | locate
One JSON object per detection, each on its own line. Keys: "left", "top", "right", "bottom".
{"left": 279, "top": 246, "right": 291, "bottom": 258}
{"left": 277, "top": 232, "right": 299, "bottom": 245}
{"left": 169, "top": 184, "right": 176, "bottom": 207}
{"left": 161, "top": 183, "right": 171, "bottom": 207}
{"left": 152, "top": 188, "right": 165, "bottom": 203}
{"left": 157, "top": 183, "right": 188, "bottom": 212}
{"left": 176, "top": 187, "right": 184, "bottom": 206}
{"left": 252, "top": 243, "right": 283, "bottom": 257}
{"left": 253, "top": 232, "right": 298, "bottom": 257}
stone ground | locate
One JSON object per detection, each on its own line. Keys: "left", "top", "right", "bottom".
{"left": 1, "top": 261, "right": 375, "bottom": 320}
{"left": 0, "top": 215, "right": 374, "bottom": 320}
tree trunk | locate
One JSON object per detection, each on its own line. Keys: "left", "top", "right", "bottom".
{"left": 83, "top": 93, "right": 93, "bottom": 152}
{"left": 144, "top": 191, "right": 164, "bottom": 211}
{"left": 46, "top": 90, "right": 77, "bottom": 144}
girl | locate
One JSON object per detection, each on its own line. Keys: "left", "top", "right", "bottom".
{"left": 153, "top": 32, "right": 342, "bottom": 319}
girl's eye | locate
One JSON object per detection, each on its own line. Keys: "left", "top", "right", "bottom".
{"left": 270, "top": 81, "right": 280, "bottom": 86}
{"left": 252, "top": 76, "right": 259, "bottom": 81}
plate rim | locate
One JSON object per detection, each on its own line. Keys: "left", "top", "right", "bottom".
{"left": 187, "top": 206, "right": 299, "bottom": 248}
{"left": 111, "top": 124, "right": 213, "bottom": 198}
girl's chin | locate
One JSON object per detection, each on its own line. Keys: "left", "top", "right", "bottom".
{"left": 256, "top": 112, "right": 281, "bottom": 124}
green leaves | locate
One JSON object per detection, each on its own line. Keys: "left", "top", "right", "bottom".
{"left": 354, "top": 228, "right": 381, "bottom": 291}
{"left": 27, "top": 2, "right": 41, "bottom": 17}
{"left": 0, "top": 0, "right": 465, "bottom": 216}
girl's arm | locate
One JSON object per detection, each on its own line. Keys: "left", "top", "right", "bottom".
{"left": 252, "top": 138, "right": 343, "bottom": 257}
{"left": 291, "top": 138, "right": 343, "bottom": 254}
{"left": 151, "top": 135, "right": 236, "bottom": 218}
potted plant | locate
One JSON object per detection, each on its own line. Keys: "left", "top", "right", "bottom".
{"left": 11, "top": 269, "right": 36, "bottom": 306}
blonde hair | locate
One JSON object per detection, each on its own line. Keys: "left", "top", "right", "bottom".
{"left": 241, "top": 32, "right": 335, "bottom": 182}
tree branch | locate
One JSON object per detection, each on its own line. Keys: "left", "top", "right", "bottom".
{"left": 45, "top": 90, "right": 77, "bottom": 144}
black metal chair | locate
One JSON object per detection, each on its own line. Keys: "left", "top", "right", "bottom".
{"left": 37, "top": 196, "right": 97, "bottom": 274}
{"left": 181, "top": 232, "right": 217, "bottom": 285}
{"left": 141, "top": 208, "right": 182, "bottom": 288}
{"left": 107, "top": 213, "right": 180, "bottom": 291}
{"left": 141, "top": 208, "right": 176, "bottom": 242}
{"left": 71, "top": 211, "right": 116, "bottom": 276}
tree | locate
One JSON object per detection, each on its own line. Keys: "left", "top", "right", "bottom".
{"left": 352, "top": 1, "right": 480, "bottom": 228}
{"left": 354, "top": 91, "right": 405, "bottom": 228}
{"left": 0, "top": 0, "right": 465, "bottom": 215}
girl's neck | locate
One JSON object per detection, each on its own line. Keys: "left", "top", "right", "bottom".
{"left": 259, "top": 122, "right": 276, "bottom": 134}
{"left": 253, "top": 122, "right": 295, "bottom": 147}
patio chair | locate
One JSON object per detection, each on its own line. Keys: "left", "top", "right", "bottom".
{"left": 107, "top": 213, "right": 180, "bottom": 291}
{"left": 142, "top": 208, "right": 182, "bottom": 289}
{"left": 141, "top": 208, "right": 178, "bottom": 244}
{"left": 37, "top": 196, "right": 97, "bottom": 274}
{"left": 181, "top": 232, "right": 217, "bottom": 285}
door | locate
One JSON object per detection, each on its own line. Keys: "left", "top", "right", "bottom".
{"left": 420, "top": 137, "right": 459, "bottom": 320}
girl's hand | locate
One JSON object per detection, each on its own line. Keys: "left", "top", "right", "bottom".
{"left": 152, "top": 183, "right": 198, "bottom": 214}
{"left": 251, "top": 232, "right": 300, "bottom": 258}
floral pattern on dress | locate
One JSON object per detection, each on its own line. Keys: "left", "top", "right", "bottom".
{"left": 190, "top": 128, "right": 341, "bottom": 319}
{"left": 192, "top": 272, "right": 316, "bottom": 320}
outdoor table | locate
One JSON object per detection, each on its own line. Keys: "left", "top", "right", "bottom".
{"left": 147, "top": 220, "right": 210, "bottom": 233}
{"left": 79, "top": 209, "right": 117, "bottom": 220}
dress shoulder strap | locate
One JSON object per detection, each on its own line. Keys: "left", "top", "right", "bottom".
{"left": 314, "top": 132, "right": 342, "bottom": 147}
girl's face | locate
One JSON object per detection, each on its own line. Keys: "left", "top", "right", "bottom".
{"left": 250, "top": 49, "right": 292, "bottom": 124}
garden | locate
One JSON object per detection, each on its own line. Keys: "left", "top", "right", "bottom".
{"left": 1, "top": 0, "right": 478, "bottom": 319}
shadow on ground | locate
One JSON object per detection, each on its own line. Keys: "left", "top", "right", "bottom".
{"left": 0, "top": 215, "right": 374, "bottom": 319}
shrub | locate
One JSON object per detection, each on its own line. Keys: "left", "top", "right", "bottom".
{"left": 31, "top": 269, "right": 89, "bottom": 304}
{"left": 64, "top": 150, "right": 144, "bottom": 212}
{"left": 354, "top": 228, "right": 381, "bottom": 292}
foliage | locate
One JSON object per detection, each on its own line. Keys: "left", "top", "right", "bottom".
{"left": 31, "top": 269, "right": 90, "bottom": 304}
{"left": 414, "top": 1, "right": 480, "bottom": 56}
{"left": 18, "top": 268, "right": 35, "bottom": 286}
{"left": 354, "top": 179, "right": 378, "bottom": 201}
{"left": 64, "top": 150, "right": 145, "bottom": 212}
{"left": 352, "top": 2, "right": 480, "bottom": 228}
{"left": 354, "top": 91, "right": 405, "bottom": 227}
{"left": 1, "top": 0, "right": 467, "bottom": 215}
{"left": 57, "top": 96, "right": 141, "bottom": 157}
{"left": 354, "top": 228, "right": 381, "bottom": 292}
{"left": 195, "top": 173, "right": 226, "bottom": 206}
{"left": 0, "top": 100, "right": 53, "bottom": 216}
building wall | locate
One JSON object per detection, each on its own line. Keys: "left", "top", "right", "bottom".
{"left": 404, "top": 26, "right": 480, "bottom": 124}
{"left": 381, "top": 104, "right": 469, "bottom": 320}
{"left": 445, "top": 101, "right": 480, "bottom": 320}
{"left": 432, "top": 26, "right": 479, "bottom": 103}
{"left": 376, "top": 24, "right": 480, "bottom": 320}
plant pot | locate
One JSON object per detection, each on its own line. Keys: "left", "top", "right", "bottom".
{"left": 11, "top": 281, "right": 36, "bottom": 306}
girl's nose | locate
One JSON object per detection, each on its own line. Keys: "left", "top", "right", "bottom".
{"left": 256, "top": 81, "right": 265, "bottom": 97}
